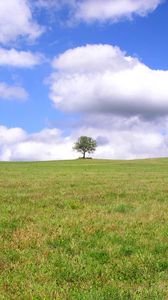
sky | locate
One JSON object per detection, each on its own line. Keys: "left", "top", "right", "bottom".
{"left": 1, "top": 0, "right": 168, "bottom": 161}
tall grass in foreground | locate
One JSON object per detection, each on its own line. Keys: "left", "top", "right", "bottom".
{"left": 0, "top": 159, "right": 168, "bottom": 299}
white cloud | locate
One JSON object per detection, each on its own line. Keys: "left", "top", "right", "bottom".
{"left": 0, "top": 126, "right": 75, "bottom": 161}
{"left": 73, "top": 117, "right": 168, "bottom": 159}
{"left": 4, "top": 0, "right": 160, "bottom": 46}
{"left": 74, "top": 0, "right": 163, "bottom": 23}
{"left": 0, "top": 82, "right": 28, "bottom": 101}
{"left": 50, "top": 44, "right": 168, "bottom": 118}
{"left": 33, "top": 0, "right": 163, "bottom": 23}
{"left": 1, "top": 120, "right": 168, "bottom": 161}
{"left": 0, "top": 48, "right": 44, "bottom": 68}
{"left": 0, "top": 0, "right": 43, "bottom": 45}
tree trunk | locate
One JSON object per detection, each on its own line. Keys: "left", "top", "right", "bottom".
{"left": 83, "top": 151, "right": 86, "bottom": 159}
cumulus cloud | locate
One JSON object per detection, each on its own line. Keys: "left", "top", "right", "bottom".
{"left": 0, "top": 83, "right": 28, "bottom": 101}
{"left": 0, "top": 0, "right": 43, "bottom": 45}
{"left": 50, "top": 44, "right": 168, "bottom": 119}
{"left": 74, "top": 0, "right": 163, "bottom": 23}
{"left": 0, "top": 126, "right": 75, "bottom": 161}
{"left": 0, "top": 48, "right": 44, "bottom": 68}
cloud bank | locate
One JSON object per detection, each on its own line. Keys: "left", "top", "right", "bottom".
{"left": 1, "top": 119, "right": 168, "bottom": 161}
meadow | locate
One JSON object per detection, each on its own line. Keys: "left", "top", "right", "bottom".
{"left": 0, "top": 159, "right": 168, "bottom": 299}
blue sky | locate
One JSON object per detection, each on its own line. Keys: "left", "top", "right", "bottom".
{"left": 1, "top": 0, "right": 168, "bottom": 160}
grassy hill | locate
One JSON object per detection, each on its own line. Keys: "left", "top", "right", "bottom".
{"left": 0, "top": 159, "right": 168, "bottom": 299}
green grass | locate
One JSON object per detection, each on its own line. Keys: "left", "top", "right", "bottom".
{"left": 0, "top": 158, "right": 168, "bottom": 299}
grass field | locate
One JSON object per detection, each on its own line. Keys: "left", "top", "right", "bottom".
{"left": 0, "top": 159, "right": 168, "bottom": 299}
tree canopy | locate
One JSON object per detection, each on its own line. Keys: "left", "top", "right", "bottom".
{"left": 73, "top": 136, "right": 97, "bottom": 158}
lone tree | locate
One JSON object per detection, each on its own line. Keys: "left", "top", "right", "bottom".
{"left": 73, "top": 136, "right": 97, "bottom": 159}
